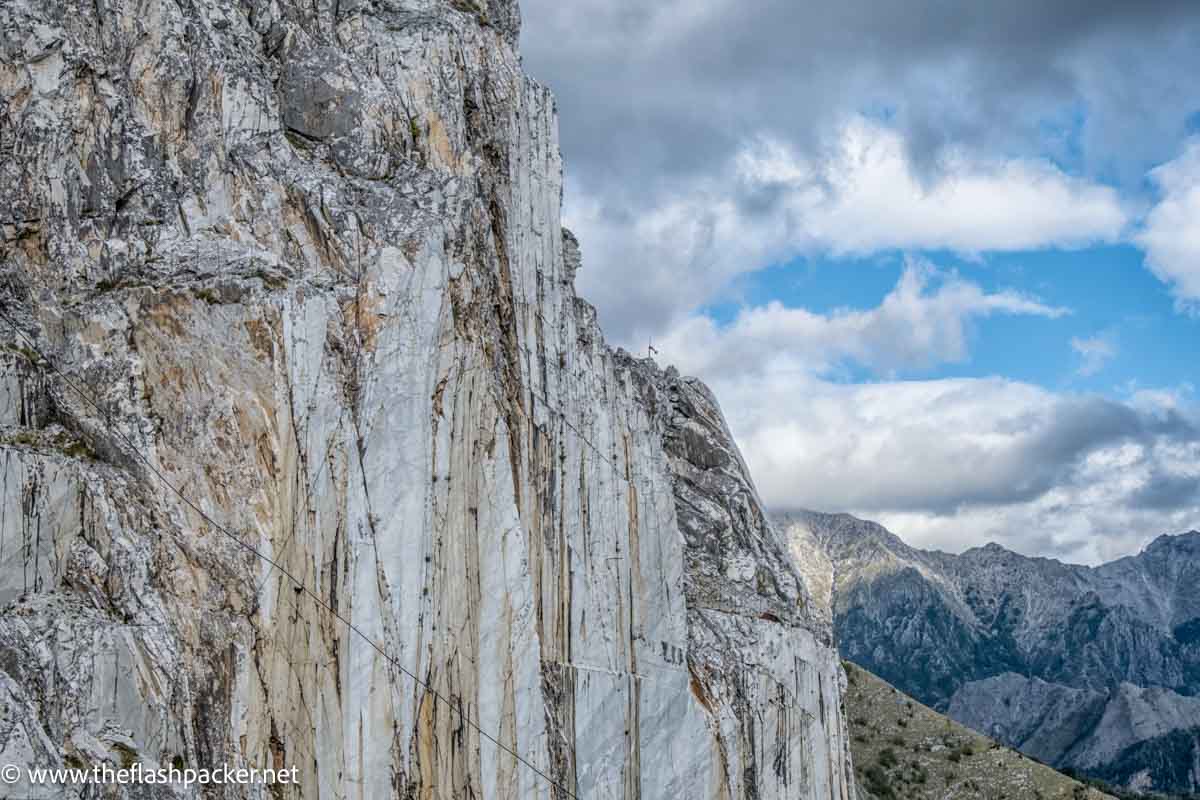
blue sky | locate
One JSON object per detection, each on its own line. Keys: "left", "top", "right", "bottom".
{"left": 705, "top": 245, "right": 1195, "bottom": 394}
{"left": 520, "top": 0, "right": 1200, "bottom": 564}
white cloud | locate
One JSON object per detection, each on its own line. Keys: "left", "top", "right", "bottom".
{"left": 712, "top": 373, "right": 1200, "bottom": 565}
{"left": 571, "top": 117, "right": 1128, "bottom": 344}
{"left": 1136, "top": 137, "right": 1200, "bottom": 310}
{"left": 649, "top": 281, "right": 1198, "bottom": 564}
{"left": 656, "top": 258, "right": 1067, "bottom": 378}
{"left": 1071, "top": 334, "right": 1117, "bottom": 376}
{"left": 872, "top": 423, "right": 1200, "bottom": 564}
{"left": 755, "top": 119, "right": 1129, "bottom": 255}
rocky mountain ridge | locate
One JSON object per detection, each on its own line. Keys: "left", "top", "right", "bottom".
{"left": 0, "top": 1, "right": 855, "bottom": 797}
{"left": 948, "top": 674, "right": 1200, "bottom": 791}
{"left": 778, "top": 510, "right": 1200, "bottom": 796}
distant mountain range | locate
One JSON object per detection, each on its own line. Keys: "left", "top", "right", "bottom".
{"left": 778, "top": 510, "right": 1200, "bottom": 796}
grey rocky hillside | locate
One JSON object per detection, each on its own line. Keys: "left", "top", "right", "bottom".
{"left": 0, "top": 1, "right": 857, "bottom": 798}
{"left": 778, "top": 510, "right": 1200, "bottom": 796}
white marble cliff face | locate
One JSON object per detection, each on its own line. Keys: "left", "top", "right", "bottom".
{"left": 0, "top": 1, "right": 855, "bottom": 798}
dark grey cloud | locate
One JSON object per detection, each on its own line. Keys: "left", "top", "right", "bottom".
{"left": 805, "top": 398, "right": 1195, "bottom": 516}
{"left": 522, "top": 0, "right": 1200, "bottom": 193}
{"left": 1027, "top": 398, "right": 1198, "bottom": 473}
{"left": 517, "top": 0, "right": 1200, "bottom": 562}
{"left": 689, "top": 366, "right": 1200, "bottom": 563}
{"left": 940, "top": 397, "right": 1200, "bottom": 514}
{"left": 1130, "top": 471, "right": 1200, "bottom": 510}
{"left": 519, "top": 0, "right": 1200, "bottom": 342}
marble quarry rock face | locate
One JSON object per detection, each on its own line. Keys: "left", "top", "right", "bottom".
{"left": 0, "top": 1, "right": 856, "bottom": 797}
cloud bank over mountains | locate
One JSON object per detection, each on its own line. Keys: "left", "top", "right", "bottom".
{"left": 520, "top": 0, "right": 1200, "bottom": 561}
{"left": 654, "top": 271, "right": 1198, "bottom": 564}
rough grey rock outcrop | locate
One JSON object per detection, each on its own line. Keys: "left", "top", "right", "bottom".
{"left": 949, "top": 673, "right": 1200, "bottom": 791}
{"left": 0, "top": 1, "right": 855, "bottom": 798}
{"left": 777, "top": 509, "right": 1200, "bottom": 795}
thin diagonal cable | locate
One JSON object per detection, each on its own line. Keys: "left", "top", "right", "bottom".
{"left": 0, "top": 306, "right": 580, "bottom": 800}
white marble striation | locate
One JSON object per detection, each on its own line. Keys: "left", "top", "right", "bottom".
{"left": 0, "top": 1, "right": 856, "bottom": 797}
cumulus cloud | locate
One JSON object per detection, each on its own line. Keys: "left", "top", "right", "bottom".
{"left": 1129, "top": 470, "right": 1200, "bottom": 511}
{"left": 569, "top": 120, "right": 1123, "bottom": 344}
{"left": 523, "top": 0, "right": 1200, "bottom": 341}
{"left": 1136, "top": 138, "right": 1200, "bottom": 310}
{"left": 872, "top": 425, "right": 1200, "bottom": 564}
{"left": 517, "top": 0, "right": 1200, "bottom": 562}
{"left": 720, "top": 376, "right": 1192, "bottom": 508}
{"left": 649, "top": 281, "right": 1198, "bottom": 564}
{"left": 707, "top": 372, "right": 1199, "bottom": 564}
{"left": 657, "top": 258, "right": 1067, "bottom": 378}
{"left": 753, "top": 124, "right": 1128, "bottom": 255}
{"left": 1071, "top": 334, "right": 1117, "bottom": 376}
{"left": 522, "top": 0, "right": 1200, "bottom": 194}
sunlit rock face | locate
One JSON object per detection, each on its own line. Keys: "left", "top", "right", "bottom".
{"left": 0, "top": 1, "right": 855, "bottom": 797}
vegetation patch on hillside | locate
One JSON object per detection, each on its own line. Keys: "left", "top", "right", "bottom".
{"left": 844, "top": 661, "right": 1116, "bottom": 800}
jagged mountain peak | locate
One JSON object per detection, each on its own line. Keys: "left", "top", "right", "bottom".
{"left": 785, "top": 510, "right": 1200, "bottom": 795}
{"left": 1141, "top": 529, "right": 1200, "bottom": 555}
{"left": 778, "top": 508, "right": 917, "bottom": 558}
